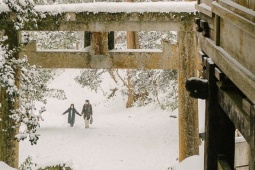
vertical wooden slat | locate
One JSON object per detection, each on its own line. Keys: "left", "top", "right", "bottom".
{"left": 239, "top": 0, "right": 249, "bottom": 8}
{"left": 108, "top": 31, "right": 115, "bottom": 50}
{"left": 250, "top": 105, "right": 255, "bottom": 170}
{"left": 84, "top": 31, "right": 91, "bottom": 48}
{"left": 249, "top": 0, "right": 255, "bottom": 10}
{"left": 214, "top": 15, "right": 220, "bottom": 46}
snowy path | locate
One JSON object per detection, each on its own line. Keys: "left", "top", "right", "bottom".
{"left": 19, "top": 107, "right": 179, "bottom": 170}
{"left": 19, "top": 70, "right": 179, "bottom": 170}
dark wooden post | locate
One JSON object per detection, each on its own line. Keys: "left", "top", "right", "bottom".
{"left": 204, "top": 58, "right": 235, "bottom": 170}
{"left": 250, "top": 105, "right": 255, "bottom": 170}
{"left": 204, "top": 58, "right": 218, "bottom": 170}
{"left": 108, "top": 31, "right": 115, "bottom": 50}
{"left": 84, "top": 31, "right": 91, "bottom": 48}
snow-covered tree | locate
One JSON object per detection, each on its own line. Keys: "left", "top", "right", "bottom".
{"left": 0, "top": 0, "right": 60, "bottom": 167}
{"left": 25, "top": 31, "right": 83, "bottom": 50}
{"left": 75, "top": 68, "right": 178, "bottom": 110}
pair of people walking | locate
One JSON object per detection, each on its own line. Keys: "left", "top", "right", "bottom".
{"left": 62, "top": 100, "right": 93, "bottom": 128}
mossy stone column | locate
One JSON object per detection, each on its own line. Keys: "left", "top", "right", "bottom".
{"left": 178, "top": 21, "right": 199, "bottom": 162}
{"left": 0, "top": 25, "right": 20, "bottom": 168}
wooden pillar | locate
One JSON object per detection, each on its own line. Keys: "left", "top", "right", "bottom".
{"left": 108, "top": 31, "right": 115, "bottom": 50}
{"left": 84, "top": 31, "right": 91, "bottom": 48}
{"left": 203, "top": 58, "right": 218, "bottom": 170}
{"left": 91, "top": 32, "right": 109, "bottom": 55}
{"left": 127, "top": 31, "right": 139, "bottom": 49}
{"left": 178, "top": 22, "right": 199, "bottom": 162}
{"left": 204, "top": 58, "right": 235, "bottom": 170}
{"left": 250, "top": 105, "right": 255, "bottom": 170}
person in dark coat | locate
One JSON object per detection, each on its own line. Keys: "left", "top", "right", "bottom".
{"left": 81, "top": 100, "right": 93, "bottom": 128}
{"left": 62, "top": 104, "right": 81, "bottom": 127}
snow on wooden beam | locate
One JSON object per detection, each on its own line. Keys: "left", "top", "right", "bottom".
{"left": 34, "top": 12, "right": 195, "bottom": 32}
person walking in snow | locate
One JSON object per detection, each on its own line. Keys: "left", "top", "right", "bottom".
{"left": 81, "top": 100, "right": 93, "bottom": 128}
{"left": 62, "top": 104, "right": 81, "bottom": 127}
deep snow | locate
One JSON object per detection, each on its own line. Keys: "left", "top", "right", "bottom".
{"left": 16, "top": 69, "right": 204, "bottom": 170}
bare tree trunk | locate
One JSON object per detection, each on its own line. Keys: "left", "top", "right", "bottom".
{"left": 125, "top": 0, "right": 140, "bottom": 108}
{"left": 126, "top": 70, "right": 136, "bottom": 108}
{"left": 126, "top": 31, "right": 140, "bottom": 49}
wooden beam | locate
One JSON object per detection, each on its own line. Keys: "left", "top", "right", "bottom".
{"left": 217, "top": 83, "right": 250, "bottom": 142}
{"left": 21, "top": 41, "right": 179, "bottom": 69}
{"left": 250, "top": 105, "right": 255, "bottom": 170}
{"left": 217, "top": 0, "right": 255, "bottom": 22}
{"left": 212, "top": 1, "right": 255, "bottom": 37}
{"left": 195, "top": 3, "right": 213, "bottom": 17}
{"left": 198, "top": 34, "right": 255, "bottom": 104}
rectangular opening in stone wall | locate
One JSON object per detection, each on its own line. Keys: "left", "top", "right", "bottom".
{"left": 114, "top": 31, "right": 177, "bottom": 50}
{"left": 21, "top": 31, "right": 85, "bottom": 51}
{"left": 21, "top": 31, "right": 177, "bottom": 52}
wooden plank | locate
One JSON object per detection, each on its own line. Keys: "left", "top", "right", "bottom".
{"left": 235, "top": 140, "right": 250, "bottom": 168}
{"left": 250, "top": 105, "right": 255, "bottom": 170}
{"left": 236, "top": 166, "right": 249, "bottom": 170}
{"left": 218, "top": 0, "right": 255, "bottom": 21}
{"left": 214, "top": 15, "right": 220, "bottom": 46}
{"left": 242, "top": 98, "right": 252, "bottom": 116}
{"left": 217, "top": 84, "right": 250, "bottom": 142}
{"left": 212, "top": 1, "right": 255, "bottom": 37}
{"left": 195, "top": 3, "right": 213, "bottom": 17}
{"left": 215, "top": 67, "right": 224, "bottom": 81}
{"left": 249, "top": 0, "right": 255, "bottom": 10}
{"left": 198, "top": 34, "right": 255, "bottom": 104}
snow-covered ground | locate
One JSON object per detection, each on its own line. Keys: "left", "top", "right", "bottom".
{"left": 16, "top": 69, "right": 203, "bottom": 170}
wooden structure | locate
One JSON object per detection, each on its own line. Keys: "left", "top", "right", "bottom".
{"left": 195, "top": 0, "right": 255, "bottom": 169}
{"left": 0, "top": 2, "right": 199, "bottom": 168}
